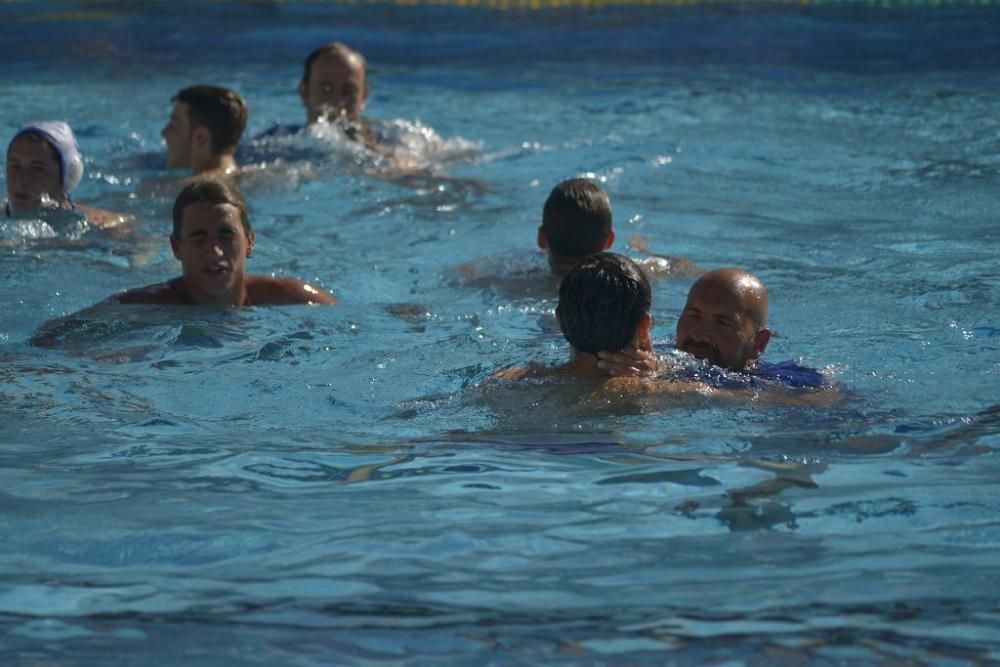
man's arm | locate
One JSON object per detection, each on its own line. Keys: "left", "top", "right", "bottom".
{"left": 75, "top": 204, "right": 133, "bottom": 231}
{"left": 630, "top": 235, "right": 701, "bottom": 277}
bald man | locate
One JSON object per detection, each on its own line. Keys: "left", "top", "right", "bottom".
{"left": 597, "top": 268, "right": 829, "bottom": 392}
{"left": 674, "top": 268, "right": 771, "bottom": 372}
{"left": 596, "top": 268, "right": 769, "bottom": 375}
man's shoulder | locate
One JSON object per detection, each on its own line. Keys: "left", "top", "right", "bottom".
{"left": 753, "top": 360, "right": 829, "bottom": 389}
{"left": 246, "top": 275, "right": 337, "bottom": 305}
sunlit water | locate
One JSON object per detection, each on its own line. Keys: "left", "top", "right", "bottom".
{"left": 1, "top": 2, "right": 999, "bottom": 664}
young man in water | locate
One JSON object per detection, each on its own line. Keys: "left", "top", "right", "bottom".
{"left": 537, "top": 177, "right": 617, "bottom": 278}
{"left": 496, "top": 252, "right": 656, "bottom": 381}
{"left": 162, "top": 85, "right": 248, "bottom": 178}
{"left": 5, "top": 121, "right": 128, "bottom": 228}
{"left": 116, "top": 178, "right": 335, "bottom": 306}
{"left": 457, "top": 178, "right": 698, "bottom": 297}
{"left": 543, "top": 178, "right": 698, "bottom": 279}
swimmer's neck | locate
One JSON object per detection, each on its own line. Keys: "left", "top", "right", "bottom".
{"left": 175, "top": 275, "right": 249, "bottom": 307}
{"left": 546, "top": 253, "right": 586, "bottom": 278}
{"left": 192, "top": 153, "right": 238, "bottom": 178}
{"left": 563, "top": 348, "right": 617, "bottom": 380}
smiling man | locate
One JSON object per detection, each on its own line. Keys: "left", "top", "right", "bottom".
{"left": 117, "top": 179, "right": 335, "bottom": 306}
{"left": 675, "top": 268, "right": 771, "bottom": 372}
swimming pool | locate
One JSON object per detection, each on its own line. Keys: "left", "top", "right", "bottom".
{"left": 2, "top": 0, "right": 999, "bottom": 664}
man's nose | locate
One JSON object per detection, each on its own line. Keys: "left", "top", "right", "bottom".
{"left": 689, "top": 320, "right": 712, "bottom": 339}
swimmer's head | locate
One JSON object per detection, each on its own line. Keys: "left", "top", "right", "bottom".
{"left": 171, "top": 177, "right": 251, "bottom": 239}
{"left": 170, "top": 178, "right": 255, "bottom": 299}
{"left": 299, "top": 42, "right": 369, "bottom": 124}
{"left": 539, "top": 178, "right": 614, "bottom": 271}
{"left": 163, "top": 86, "right": 247, "bottom": 170}
{"left": 556, "top": 252, "right": 651, "bottom": 355}
{"left": 675, "top": 268, "right": 771, "bottom": 372}
{"left": 6, "top": 121, "right": 84, "bottom": 211}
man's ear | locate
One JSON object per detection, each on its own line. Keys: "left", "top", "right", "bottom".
{"left": 360, "top": 81, "right": 370, "bottom": 111}
{"left": 537, "top": 226, "right": 549, "bottom": 250}
{"left": 298, "top": 81, "right": 309, "bottom": 109}
{"left": 246, "top": 229, "right": 255, "bottom": 258}
{"left": 751, "top": 327, "right": 772, "bottom": 360}
{"left": 192, "top": 126, "right": 211, "bottom": 151}
{"left": 170, "top": 234, "right": 181, "bottom": 260}
{"left": 630, "top": 314, "right": 652, "bottom": 350}
{"left": 602, "top": 229, "right": 616, "bottom": 250}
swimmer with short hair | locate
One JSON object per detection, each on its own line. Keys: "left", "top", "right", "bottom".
{"left": 457, "top": 177, "right": 697, "bottom": 296}
{"left": 538, "top": 178, "right": 616, "bottom": 277}
{"left": 162, "top": 85, "right": 247, "bottom": 178}
{"left": 542, "top": 178, "right": 699, "bottom": 278}
{"left": 115, "top": 178, "right": 335, "bottom": 306}
{"left": 5, "top": 121, "right": 129, "bottom": 229}
{"left": 496, "top": 252, "right": 654, "bottom": 381}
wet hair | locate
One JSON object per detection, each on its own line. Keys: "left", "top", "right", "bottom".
{"left": 556, "top": 252, "right": 651, "bottom": 354}
{"left": 172, "top": 178, "right": 251, "bottom": 238}
{"left": 301, "top": 42, "right": 367, "bottom": 85}
{"left": 542, "top": 178, "right": 613, "bottom": 258}
{"left": 173, "top": 86, "right": 248, "bottom": 154}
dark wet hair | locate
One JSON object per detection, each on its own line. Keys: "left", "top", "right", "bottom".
{"left": 542, "top": 178, "right": 612, "bottom": 258}
{"left": 172, "top": 178, "right": 251, "bottom": 237}
{"left": 301, "top": 42, "right": 367, "bottom": 85}
{"left": 556, "top": 252, "right": 651, "bottom": 354}
{"left": 173, "top": 86, "right": 248, "bottom": 154}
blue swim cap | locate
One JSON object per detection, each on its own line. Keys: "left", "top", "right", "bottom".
{"left": 8, "top": 121, "right": 85, "bottom": 195}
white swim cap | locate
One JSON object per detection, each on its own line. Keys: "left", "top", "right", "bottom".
{"left": 8, "top": 121, "right": 85, "bottom": 195}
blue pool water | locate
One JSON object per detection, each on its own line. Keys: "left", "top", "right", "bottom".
{"left": 2, "top": 1, "right": 999, "bottom": 664}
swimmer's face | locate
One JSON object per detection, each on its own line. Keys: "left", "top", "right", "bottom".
{"left": 676, "top": 277, "right": 770, "bottom": 371}
{"left": 162, "top": 101, "right": 194, "bottom": 169}
{"left": 5, "top": 134, "right": 66, "bottom": 212}
{"left": 299, "top": 52, "right": 368, "bottom": 123}
{"left": 171, "top": 201, "right": 254, "bottom": 298}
